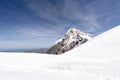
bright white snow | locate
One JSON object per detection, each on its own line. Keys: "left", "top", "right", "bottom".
{"left": 0, "top": 25, "right": 120, "bottom": 80}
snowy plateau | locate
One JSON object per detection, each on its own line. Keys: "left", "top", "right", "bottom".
{"left": 0, "top": 25, "right": 120, "bottom": 80}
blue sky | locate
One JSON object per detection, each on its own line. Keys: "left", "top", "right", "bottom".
{"left": 0, "top": 0, "right": 120, "bottom": 50}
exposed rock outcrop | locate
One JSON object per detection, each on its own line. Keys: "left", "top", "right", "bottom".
{"left": 47, "top": 28, "right": 93, "bottom": 55}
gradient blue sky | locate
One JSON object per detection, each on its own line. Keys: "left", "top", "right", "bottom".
{"left": 0, "top": 0, "right": 120, "bottom": 50}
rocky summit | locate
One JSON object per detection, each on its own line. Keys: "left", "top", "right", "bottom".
{"left": 47, "top": 28, "right": 93, "bottom": 55}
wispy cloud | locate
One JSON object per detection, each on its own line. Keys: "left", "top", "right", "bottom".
{"left": 25, "top": 0, "right": 60, "bottom": 24}
{"left": 1, "top": 0, "right": 120, "bottom": 49}
{"left": 62, "top": 0, "right": 102, "bottom": 32}
{"left": 15, "top": 25, "right": 60, "bottom": 40}
{"left": 25, "top": 0, "right": 102, "bottom": 33}
{"left": 3, "top": 0, "right": 119, "bottom": 40}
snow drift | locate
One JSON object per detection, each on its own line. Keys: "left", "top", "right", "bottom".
{"left": 0, "top": 25, "right": 120, "bottom": 80}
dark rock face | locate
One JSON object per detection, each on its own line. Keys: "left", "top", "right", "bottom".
{"left": 47, "top": 28, "right": 93, "bottom": 55}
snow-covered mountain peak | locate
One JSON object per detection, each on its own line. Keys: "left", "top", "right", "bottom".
{"left": 65, "top": 27, "right": 93, "bottom": 40}
{"left": 66, "top": 28, "right": 83, "bottom": 36}
{"left": 67, "top": 28, "right": 78, "bottom": 33}
{"left": 47, "top": 28, "right": 93, "bottom": 55}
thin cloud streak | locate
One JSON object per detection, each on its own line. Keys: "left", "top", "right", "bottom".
{"left": 16, "top": 27, "right": 59, "bottom": 39}
{"left": 25, "top": 0, "right": 102, "bottom": 33}
{"left": 1, "top": 0, "right": 120, "bottom": 49}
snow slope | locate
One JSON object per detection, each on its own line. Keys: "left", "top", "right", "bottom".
{"left": 65, "top": 25, "right": 120, "bottom": 60}
{"left": 0, "top": 25, "right": 120, "bottom": 80}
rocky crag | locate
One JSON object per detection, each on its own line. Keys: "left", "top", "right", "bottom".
{"left": 47, "top": 28, "right": 93, "bottom": 55}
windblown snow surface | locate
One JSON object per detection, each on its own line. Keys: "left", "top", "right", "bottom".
{"left": 0, "top": 25, "right": 120, "bottom": 80}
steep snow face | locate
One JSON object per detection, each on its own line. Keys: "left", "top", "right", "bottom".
{"left": 65, "top": 25, "right": 120, "bottom": 60}
{"left": 47, "top": 28, "right": 93, "bottom": 54}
